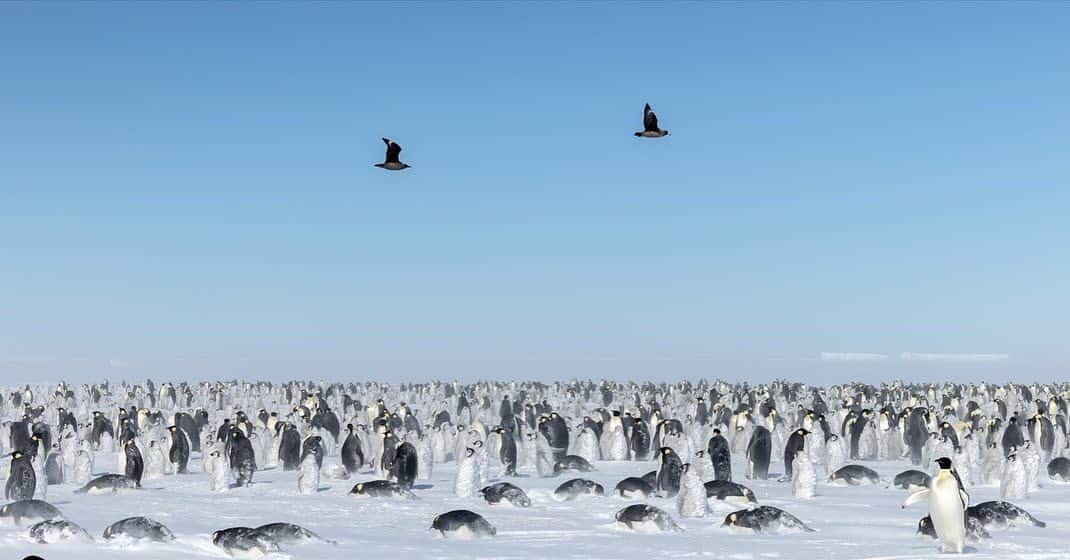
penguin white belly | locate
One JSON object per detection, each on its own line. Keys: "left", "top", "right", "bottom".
{"left": 930, "top": 479, "right": 966, "bottom": 553}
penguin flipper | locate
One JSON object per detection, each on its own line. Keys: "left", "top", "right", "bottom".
{"left": 902, "top": 488, "right": 930, "bottom": 508}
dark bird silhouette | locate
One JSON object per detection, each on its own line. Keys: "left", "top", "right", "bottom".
{"left": 375, "top": 138, "right": 411, "bottom": 170}
{"left": 634, "top": 103, "right": 669, "bottom": 138}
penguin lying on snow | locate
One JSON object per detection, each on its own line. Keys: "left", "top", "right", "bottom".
{"left": 615, "top": 504, "right": 682, "bottom": 533}
{"left": 74, "top": 474, "right": 139, "bottom": 494}
{"left": 480, "top": 482, "right": 531, "bottom": 507}
{"left": 553, "top": 478, "right": 605, "bottom": 501}
{"left": 965, "top": 501, "right": 1046, "bottom": 529}
{"left": 892, "top": 469, "right": 931, "bottom": 491}
{"left": 829, "top": 464, "right": 880, "bottom": 486}
{"left": 431, "top": 510, "right": 496, "bottom": 539}
{"left": 0, "top": 500, "right": 64, "bottom": 526}
{"left": 916, "top": 500, "right": 1046, "bottom": 541}
{"left": 553, "top": 454, "right": 595, "bottom": 474}
{"left": 349, "top": 479, "right": 414, "bottom": 499}
{"left": 1047, "top": 456, "right": 1070, "bottom": 481}
{"left": 256, "top": 522, "right": 335, "bottom": 545}
{"left": 722, "top": 506, "right": 815, "bottom": 533}
{"left": 212, "top": 527, "right": 281, "bottom": 556}
{"left": 28, "top": 519, "right": 90, "bottom": 544}
{"left": 103, "top": 516, "right": 175, "bottom": 542}
{"left": 615, "top": 476, "right": 655, "bottom": 498}
{"left": 704, "top": 480, "right": 758, "bottom": 504}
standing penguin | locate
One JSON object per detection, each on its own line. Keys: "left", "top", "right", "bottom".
{"left": 826, "top": 434, "right": 847, "bottom": 473}
{"left": 980, "top": 443, "right": 1004, "bottom": 485}
{"left": 574, "top": 427, "right": 600, "bottom": 465}
{"left": 416, "top": 432, "right": 434, "bottom": 481}
{"left": 279, "top": 423, "right": 301, "bottom": 471}
{"left": 629, "top": 418, "right": 651, "bottom": 460}
{"left": 520, "top": 430, "right": 538, "bottom": 473}
{"left": 44, "top": 445, "right": 64, "bottom": 485}
{"left": 903, "top": 457, "right": 968, "bottom": 554}
{"left": 297, "top": 450, "right": 320, "bottom": 495}
{"left": 535, "top": 432, "right": 555, "bottom": 478}
{"left": 791, "top": 451, "right": 817, "bottom": 499}
{"left": 494, "top": 427, "right": 517, "bottom": 476}
{"left": 124, "top": 439, "right": 144, "bottom": 488}
{"left": 167, "top": 426, "right": 189, "bottom": 474}
{"left": 73, "top": 441, "right": 93, "bottom": 486}
{"left": 341, "top": 424, "right": 363, "bottom": 476}
{"left": 707, "top": 430, "right": 732, "bottom": 481}
{"left": 30, "top": 445, "right": 47, "bottom": 500}
{"left": 656, "top": 447, "right": 684, "bottom": 498}
{"left": 228, "top": 429, "right": 257, "bottom": 487}
{"left": 746, "top": 426, "right": 772, "bottom": 480}
{"left": 1000, "top": 453, "right": 1028, "bottom": 500}
{"left": 676, "top": 463, "right": 708, "bottom": 518}
{"left": 454, "top": 447, "right": 479, "bottom": 498}
{"left": 391, "top": 441, "right": 419, "bottom": 491}
{"left": 6, "top": 450, "right": 36, "bottom": 501}
{"left": 1021, "top": 441, "right": 1041, "bottom": 492}
{"left": 208, "top": 450, "right": 231, "bottom": 492}
{"left": 782, "top": 429, "right": 808, "bottom": 481}
{"left": 144, "top": 441, "right": 166, "bottom": 480}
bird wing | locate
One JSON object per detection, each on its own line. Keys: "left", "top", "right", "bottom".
{"left": 901, "top": 488, "right": 930, "bottom": 508}
{"left": 643, "top": 104, "right": 660, "bottom": 131}
{"left": 383, "top": 138, "right": 402, "bottom": 163}
{"left": 952, "top": 468, "right": 969, "bottom": 507}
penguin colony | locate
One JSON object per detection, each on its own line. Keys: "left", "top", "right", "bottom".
{"left": 1, "top": 379, "right": 1065, "bottom": 556}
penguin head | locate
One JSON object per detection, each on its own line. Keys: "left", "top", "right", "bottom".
{"left": 934, "top": 457, "right": 953, "bottom": 470}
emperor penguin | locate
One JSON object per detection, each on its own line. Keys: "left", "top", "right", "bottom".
{"left": 676, "top": 463, "right": 708, "bottom": 518}
{"left": 416, "top": 431, "right": 434, "bottom": 481}
{"left": 124, "top": 439, "right": 144, "bottom": 488}
{"left": 297, "top": 450, "right": 320, "bottom": 495}
{"left": 574, "top": 426, "right": 600, "bottom": 464}
{"left": 707, "top": 429, "right": 732, "bottom": 481}
{"left": 44, "top": 444, "right": 65, "bottom": 484}
{"left": 73, "top": 441, "right": 93, "bottom": 486}
{"left": 745, "top": 426, "right": 772, "bottom": 480}
{"left": 340, "top": 424, "right": 363, "bottom": 475}
{"left": 167, "top": 425, "right": 190, "bottom": 474}
{"left": 535, "top": 431, "right": 555, "bottom": 478}
{"left": 144, "top": 440, "right": 166, "bottom": 480}
{"left": 208, "top": 450, "right": 231, "bottom": 492}
{"left": 454, "top": 447, "right": 479, "bottom": 497}
{"left": 903, "top": 457, "right": 968, "bottom": 553}
{"left": 6, "top": 450, "right": 36, "bottom": 501}
{"left": 1000, "top": 452, "right": 1028, "bottom": 500}
{"left": 494, "top": 427, "right": 517, "bottom": 476}
{"left": 791, "top": 450, "right": 817, "bottom": 499}
{"left": 520, "top": 430, "right": 538, "bottom": 473}
{"left": 656, "top": 446, "right": 684, "bottom": 498}
{"left": 826, "top": 433, "right": 846, "bottom": 473}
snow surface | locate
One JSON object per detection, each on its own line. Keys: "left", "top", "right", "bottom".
{"left": 3, "top": 450, "right": 1067, "bottom": 559}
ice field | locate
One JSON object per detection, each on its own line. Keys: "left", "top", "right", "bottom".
{"left": 2, "top": 381, "right": 1069, "bottom": 559}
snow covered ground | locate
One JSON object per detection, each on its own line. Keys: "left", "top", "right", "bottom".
{"left": 2, "top": 450, "right": 1066, "bottom": 559}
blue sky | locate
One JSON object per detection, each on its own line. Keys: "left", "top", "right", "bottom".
{"left": 1, "top": 2, "right": 1067, "bottom": 383}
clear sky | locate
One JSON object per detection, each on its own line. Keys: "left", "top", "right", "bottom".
{"left": 1, "top": 2, "right": 1067, "bottom": 383}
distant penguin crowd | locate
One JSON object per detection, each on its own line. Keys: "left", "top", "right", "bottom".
{"left": 1, "top": 379, "right": 1064, "bottom": 553}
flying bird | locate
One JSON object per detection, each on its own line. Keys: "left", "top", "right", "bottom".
{"left": 634, "top": 103, "right": 669, "bottom": 138}
{"left": 375, "top": 138, "right": 410, "bottom": 170}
